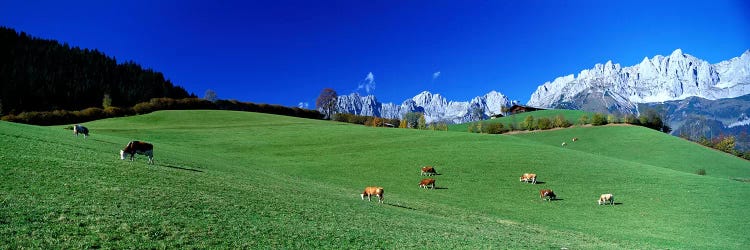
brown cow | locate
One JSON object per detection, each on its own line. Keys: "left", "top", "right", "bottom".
{"left": 421, "top": 166, "right": 437, "bottom": 176}
{"left": 598, "top": 193, "right": 614, "bottom": 205}
{"left": 572, "top": 137, "right": 579, "bottom": 142}
{"left": 520, "top": 173, "right": 537, "bottom": 184}
{"left": 540, "top": 189, "right": 556, "bottom": 201}
{"left": 419, "top": 178, "right": 436, "bottom": 189}
{"left": 361, "top": 187, "right": 384, "bottom": 203}
{"left": 120, "top": 141, "right": 154, "bottom": 164}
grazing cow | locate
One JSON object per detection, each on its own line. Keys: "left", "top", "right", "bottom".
{"left": 561, "top": 142, "right": 567, "bottom": 146}
{"left": 540, "top": 189, "right": 556, "bottom": 201}
{"left": 598, "top": 193, "right": 614, "bottom": 205}
{"left": 73, "top": 124, "right": 89, "bottom": 138}
{"left": 572, "top": 137, "right": 578, "bottom": 142}
{"left": 419, "top": 178, "right": 436, "bottom": 189}
{"left": 421, "top": 166, "right": 437, "bottom": 176}
{"left": 520, "top": 173, "right": 537, "bottom": 184}
{"left": 120, "top": 141, "right": 154, "bottom": 164}
{"left": 361, "top": 187, "right": 384, "bottom": 203}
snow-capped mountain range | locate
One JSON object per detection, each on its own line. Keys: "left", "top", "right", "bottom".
{"left": 335, "top": 90, "right": 514, "bottom": 124}
{"left": 528, "top": 49, "right": 750, "bottom": 113}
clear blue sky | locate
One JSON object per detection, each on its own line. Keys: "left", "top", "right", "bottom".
{"left": 1, "top": 0, "right": 748, "bottom": 108}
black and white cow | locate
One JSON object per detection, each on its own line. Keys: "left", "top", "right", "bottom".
{"left": 73, "top": 124, "right": 89, "bottom": 138}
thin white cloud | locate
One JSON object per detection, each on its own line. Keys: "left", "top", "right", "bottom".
{"left": 357, "top": 72, "right": 376, "bottom": 94}
{"left": 433, "top": 71, "right": 441, "bottom": 80}
{"left": 298, "top": 102, "right": 309, "bottom": 109}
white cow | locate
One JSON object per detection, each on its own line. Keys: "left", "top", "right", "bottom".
{"left": 598, "top": 194, "right": 614, "bottom": 205}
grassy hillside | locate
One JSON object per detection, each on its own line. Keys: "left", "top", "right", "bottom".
{"left": 448, "top": 109, "right": 592, "bottom": 132}
{"left": 2, "top": 110, "right": 749, "bottom": 248}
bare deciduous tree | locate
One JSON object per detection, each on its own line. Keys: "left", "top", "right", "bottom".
{"left": 316, "top": 88, "right": 338, "bottom": 119}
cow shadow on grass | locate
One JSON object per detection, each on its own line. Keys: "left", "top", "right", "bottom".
{"left": 385, "top": 203, "right": 417, "bottom": 210}
{"left": 541, "top": 198, "right": 564, "bottom": 201}
{"left": 90, "top": 138, "right": 119, "bottom": 145}
{"left": 434, "top": 187, "right": 449, "bottom": 190}
{"left": 531, "top": 181, "right": 546, "bottom": 185}
{"left": 159, "top": 164, "right": 204, "bottom": 173}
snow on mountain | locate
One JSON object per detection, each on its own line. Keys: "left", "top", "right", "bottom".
{"left": 335, "top": 90, "right": 514, "bottom": 124}
{"left": 528, "top": 49, "right": 750, "bottom": 113}
{"left": 727, "top": 116, "right": 750, "bottom": 128}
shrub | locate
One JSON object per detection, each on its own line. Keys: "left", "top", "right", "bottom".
{"left": 742, "top": 152, "right": 750, "bottom": 161}
{"left": 623, "top": 114, "right": 639, "bottom": 125}
{"left": 80, "top": 107, "right": 105, "bottom": 121}
{"left": 508, "top": 122, "right": 518, "bottom": 131}
{"left": 133, "top": 102, "right": 155, "bottom": 114}
{"left": 103, "top": 106, "right": 132, "bottom": 117}
{"left": 537, "top": 117, "right": 552, "bottom": 130}
{"left": 638, "top": 109, "right": 664, "bottom": 131}
{"left": 695, "top": 169, "right": 706, "bottom": 175}
{"left": 521, "top": 115, "right": 535, "bottom": 130}
{"left": 607, "top": 114, "right": 618, "bottom": 124}
{"left": 365, "top": 117, "right": 383, "bottom": 127}
{"left": 591, "top": 113, "right": 608, "bottom": 126}
{"left": 578, "top": 115, "right": 589, "bottom": 125}
{"left": 553, "top": 115, "right": 572, "bottom": 128}
{"left": 429, "top": 122, "right": 448, "bottom": 131}
{"left": 485, "top": 122, "right": 506, "bottom": 134}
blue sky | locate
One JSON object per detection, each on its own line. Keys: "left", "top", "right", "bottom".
{"left": 1, "top": 0, "right": 748, "bottom": 108}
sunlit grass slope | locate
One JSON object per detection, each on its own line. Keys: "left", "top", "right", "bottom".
{"left": 1, "top": 110, "right": 748, "bottom": 248}
{"left": 448, "top": 109, "right": 593, "bottom": 132}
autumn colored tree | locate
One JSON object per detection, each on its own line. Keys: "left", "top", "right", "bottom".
{"left": 537, "top": 117, "right": 552, "bottom": 130}
{"left": 417, "top": 114, "right": 426, "bottom": 129}
{"left": 403, "top": 112, "right": 422, "bottom": 128}
{"left": 713, "top": 135, "right": 737, "bottom": 154}
{"left": 553, "top": 115, "right": 572, "bottom": 128}
{"left": 522, "top": 115, "right": 535, "bottom": 130}
{"left": 316, "top": 88, "right": 338, "bottom": 119}
{"left": 578, "top": 115, "right": 589, "bottom": 125}
{"left": 102, "top": 94, "right": 112, "bottom": 108}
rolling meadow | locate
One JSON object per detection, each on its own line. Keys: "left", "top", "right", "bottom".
{"left": 1, "top": 110, "right": 749, "bottom": 248}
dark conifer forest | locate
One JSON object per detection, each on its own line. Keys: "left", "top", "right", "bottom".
{"left": 0, "top": 27, "right": 194, "bottom": 114}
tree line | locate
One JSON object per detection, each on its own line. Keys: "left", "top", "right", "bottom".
{"left": 0, "top": 26, "right": 194, "bottom": 115}
{"left": 1, "top": 97, "right": 323, "bottom": 125}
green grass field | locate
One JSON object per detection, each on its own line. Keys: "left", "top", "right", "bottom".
{"left": 2, "top": 110, "right": 749, "bottom": 248}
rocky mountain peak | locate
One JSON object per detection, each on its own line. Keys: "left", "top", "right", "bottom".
{"left": 528, "top": 49, "right": 750, "bottom": 114}
{"left": 335, "top": 90, "right": 513, "bottom": 124}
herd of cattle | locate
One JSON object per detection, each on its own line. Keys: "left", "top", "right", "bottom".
{"left": 362, "top": 137, "right": 616, "bottom": 206}
{"left": 72, "top": 124, "right": 614, "bottom": 206}
{"left": 72, "top": 124, "right": 155, "bottom": 164}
